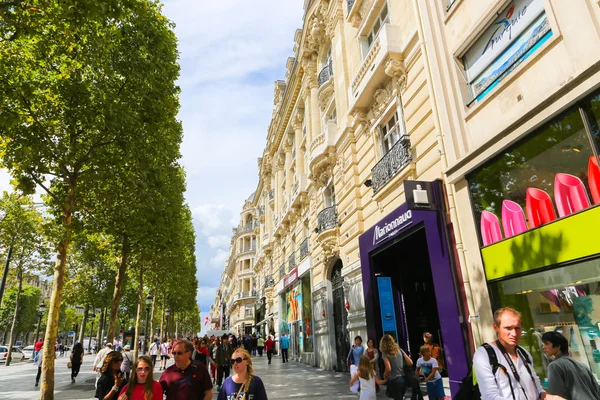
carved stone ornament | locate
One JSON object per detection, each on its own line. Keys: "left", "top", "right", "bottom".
{"left": 273, "top": 81, "right": 286, "bottom": 108}
{"left": 318, "top": 82, "right": 335, "bottom": 112}
{"left": 291, "top": 110, "right": 304, "bottom": 132}
{"left": 384, "top": 58, "right": 408, "bottom": 94}
{"left": 307, "top": 13, "right": 326, "bottom": 53}
{"left": 320, "top": 237, "right": 339, "bottom": 265}
{"left": 372, "top": 87, "right": 391, "bottom": 119}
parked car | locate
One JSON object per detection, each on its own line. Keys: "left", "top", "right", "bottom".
{"left": 0, "top": 346, "right": 25, "bottom": 363}
{"left": 21, "top": 345, "right": 34, "bottom": 360}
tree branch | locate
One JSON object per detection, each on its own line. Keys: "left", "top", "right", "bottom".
{"left": 27, "top": 171, "right": 58, "bottom": 202}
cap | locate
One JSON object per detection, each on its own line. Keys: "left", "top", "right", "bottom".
{"left": 106, "top": 343, "right": 113, "bottom": 347}
{"left": 124, "top": 345, "right": 130, "bottom": 350}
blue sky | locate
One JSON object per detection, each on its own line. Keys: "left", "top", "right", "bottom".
{"left": 160, "top": 0, "right": 304, "bottom": 331}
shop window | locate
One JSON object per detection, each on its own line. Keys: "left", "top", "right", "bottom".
{"left": 468, "top": 104, "right": 597, "bottom": 242}
{"left": 489, "top": 258, "right": 600, "bottom": 386}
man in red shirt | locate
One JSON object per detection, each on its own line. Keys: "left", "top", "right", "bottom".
{"left": 159, "top": 339, "right": 212, "bottom": 400}
{"left": 33, "top": 338, "right": 44, "bottom": 363}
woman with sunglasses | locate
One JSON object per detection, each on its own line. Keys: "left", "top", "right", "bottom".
{"left": 217, "top": 348, "right": 268, "bottom": 400}
{"left": 118, "top": 355, "right": 162, "bottom": 400}
{"left": 95, "top": 351, "right": 128, "bottom": 400}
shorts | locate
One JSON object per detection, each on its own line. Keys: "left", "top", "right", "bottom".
{"left": 161, "top": 355, "right": 169, "bottom": 360}
{"left": 426, "top": 379, "right": 445, "bottom": 399}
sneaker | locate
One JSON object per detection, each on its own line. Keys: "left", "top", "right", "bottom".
{"left": 35, "top": 381, "right": 39, "bottom": 387}
{"left": 71, "top": 377, "right": 75, "bottom": 384}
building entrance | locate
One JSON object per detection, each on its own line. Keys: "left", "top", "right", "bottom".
{"left": 372, "top": 227, "right": 446, "bottom": 367}
{"left": 331, "top": 259, "right": 350, "bottom": 372}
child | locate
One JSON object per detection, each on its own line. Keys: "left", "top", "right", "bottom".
{"left": 416, "top": 345, "right": 445, "bottom": 400}
{"left": 350, "top": 356, "right": 387, "bottom": 400}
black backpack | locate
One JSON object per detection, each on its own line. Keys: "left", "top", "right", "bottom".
{"left": 452, "top": 343, "right": 533, "bottom": 400}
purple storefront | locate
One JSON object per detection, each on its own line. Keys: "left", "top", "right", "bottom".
{"left": 358, "top": 180, "right": 471, "bottom": 395}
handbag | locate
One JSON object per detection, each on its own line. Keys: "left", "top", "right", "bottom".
{"left": 347, "top": 351, "right": 354, "bottom": 367}
{"left": 67, "top": 361, "right": 72, "bottom": 369}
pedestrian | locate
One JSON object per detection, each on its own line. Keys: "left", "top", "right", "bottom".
{"left": 473, "top": 307, "right": 545, "bottom": 400}
{"left": 35, "top": 345, "right": 44, "bottom": 387}
{"left": 423, "top": 332, "right": 445, "bottom": 375}
{"left": 366, "top": 338, "right": 380, "bottom": 378}
{"left": 542, "top": 331, "right": 600, "bottom": 400}
{"left": 70, "top": 342, "right": 84, "bottom": 384}
{"left": 216, "top": 333, "right": 233, "bottom": 391}
{"left": 211, "top": 337, "right": 219, "bottom": 383}
{"left": 416, "top": 345, "right": 444, "bottom": 400}
{"left": 380, "top": 334, "right": 420, "bottom": 400}
{"left": 350, "top": 356, "right": 387, "bottom": 400}
{"left": 217, "top": 348, "right": 268, "bottom": 400}
{"left": 159, "top": 339, "right": 212, "bottom": 400}
{"left": 257, "top": 335, "right": 265, "bottom": 357}
{"left": 121, "top": 345, "right": 133, "bottom": 381}
{"left": 148, "top": 339, "right": 159, "bottom": 367}
{"left": 347, "top": 335, "right": 365, "bottom": 367}
{"left": 118, "top": 355, "right": 163, "bottom": 400}
{"left": 159, "top": 339, "right": 169, "bottom": 371}
{"left": 280, "top": 332, "right": 290, "bottom": 363}
{"left": 95, "top": 350, "right": 127, "bottom": 400}
{"left": 251, "top": 334, "right": 258, "bottom": 356}
{"left": 94, "top": 343, "right": 114, "bottom": 387}
{"left": 265, "top": 335, "right": 274, "bottom": 364}
{"left": 33, "top": 337, "right": 44, "bottom": 364}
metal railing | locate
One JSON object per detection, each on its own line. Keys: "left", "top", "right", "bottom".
{"left": 317, "top": 205, "right": 338, "bottom": 232}
{"left": 269, "top": 189, "right": 274, "bottom": 201}
{"left": 318, "top": 61, "right": 333, "bottom": 88}
{"left": 299, "top": 238, "right": 310, "bottom": 261}
{"left": 279, "top": 263, "right": 285, "bottom": 279}
{"left": 288, "top": 252, "right": 296, "bottom": 272}
{"left": 371, "top": 135, "right": 411, "bottom": 193}
{"left": 347, "top": 0, "right": 356, "bottom": 14}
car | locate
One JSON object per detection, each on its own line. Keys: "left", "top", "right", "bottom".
{"left": 21, "top": 345, "right": 34, "bottom": 360}
{"left": 0, "top": 346, "right": 25, "bottom": 363}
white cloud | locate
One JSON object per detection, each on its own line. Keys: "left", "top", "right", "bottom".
{"left": 209, "top": 248, "right": 229, "bottom": 268}
{"left": 207, "top": 234, "right": 231, "bottom": 249}
{"left": 191, "top": 204, "right": 235, "bottom": 236}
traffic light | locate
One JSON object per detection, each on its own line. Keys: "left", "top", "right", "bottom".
{"left": 72, "top": 323, "right": 78, "bottom": 332}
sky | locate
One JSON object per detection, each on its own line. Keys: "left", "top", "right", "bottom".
{"left": 159, "top": 0, "right": 304, "bottom": 332}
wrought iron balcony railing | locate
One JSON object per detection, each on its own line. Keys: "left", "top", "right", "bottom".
{"left": 318, "top": 61, "right": 333, "bottom": 88}
{"left": 317, "top": 205, "right": 338, "bottom": 232}
{"left": 347, "top": 0, "right": 355, "bottom": 14}
{"left": 371, "top": 135, "right": 412, "bottom": 193}
{"left": 299, "top": 238, "right": 310, "bottom": 261}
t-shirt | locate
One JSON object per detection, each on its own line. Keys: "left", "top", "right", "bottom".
{"left": 547, "top": 354, "right": 600, "bottom": 400}
{"left": 149, "top": 342, "right": 159, "bottom": 356}
{"left": 280, "top": 336, "right": 290, "bottom": 349}
{"left": 95, "top": 373, "right": 127, "bottom": 400}
{"left": 382, "top": 352, "right": 404, "bottom": 380}
{"left": 159, "top": 362, "right": 212, "bottom": 400}
{"left": 417, "top": 357, "right": 441, "bottom": 381}
{"left": 119, "top": 381, "right": 163, "bottom": 400}
{"left": 160, "top": 343, "right": 169, "bottom": 356}
{"left": 34, "top": 341, "right": 44, "bottom": 352}
{"left": 216, "top": 376, "right": 268, "bottom": 400}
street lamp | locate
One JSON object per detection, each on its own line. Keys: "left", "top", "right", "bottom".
{"left": 144, "top": 295, "right": 153, "bottom": 353}
{"left": 34, "top": 302, "right": 46, "bottom": 344}
{"left": 88, "top": 309, "right": 97, "bottom": 353}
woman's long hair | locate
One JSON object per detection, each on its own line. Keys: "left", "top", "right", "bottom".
{"left": 357, "top": 356, "right": 375, "bottom": 380}
{"left": 72, "top": 343, "right": 84, "bottom": 362}
{"left": 234, "top": 348, "right": 254, "bottom": 397}
{"left": 122, "top": 355, "right": 155, "bottom": 400}
{"left": 101, "top": 351, "right": 123, "bottom": 374}
{"left": 379, "top": 334, "right": 400, "bottom": 357}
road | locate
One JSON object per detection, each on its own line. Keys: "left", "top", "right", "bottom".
{"left": 0, "top": 351, "right": 440, "bottom": 399}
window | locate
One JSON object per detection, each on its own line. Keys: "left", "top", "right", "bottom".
{"left": 323, "top": 183, "right": 336, "bottom": 208}
{"left": 367, "top": 4, "right": 389, "bottom": 49}
{"left": 380, "top": 111, "right": 402, "bottom": 154}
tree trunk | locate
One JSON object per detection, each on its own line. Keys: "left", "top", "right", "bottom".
{"left": 96, "top": 308, "right": 104, "bottom": 352}
{"left": 41, "top": 181, "right": 75, "bottom": 400}
{"left": 148, "top": 278, "right": 157, "bottom": 341}
{"left": 106, "top": 235, "right": 129, "bottom": 344}
{"left": 6, "top": 265, "right": 23, "bottom": 366}
{"left": 132, "top": 265, "right": 144, "bottom": 360}
{"left": 159, "top": 292, "right": 165, "bottom": 341}
{"left": 78, "top": 305, "right": 88, "bottom": 345}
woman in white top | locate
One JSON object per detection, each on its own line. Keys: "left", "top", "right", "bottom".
{"left": 350, "top": 356, "right": 388, "bottom": 400}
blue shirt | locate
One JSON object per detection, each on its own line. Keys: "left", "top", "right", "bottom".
{"left": 280, "top": 336, "right": 290, "bottom": 349}
{"left": 347, "top": 345, "right": 364, "bottom": 366}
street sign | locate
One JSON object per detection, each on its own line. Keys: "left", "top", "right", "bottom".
{"left": 68, "top": 331, "right": 75, "bottom": 337}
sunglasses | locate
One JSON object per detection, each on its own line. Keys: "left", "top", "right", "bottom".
{"left": 136, "top": 367, "right": 151, "bottom": 372}
{"left": 232, "top": 357, "right": 246, "bottom": 364}
{"left": 114, "top": 359, "right": 123, "bottom": 363}
{"left": 173, "top": 351, "right": 188, "bottom": 356}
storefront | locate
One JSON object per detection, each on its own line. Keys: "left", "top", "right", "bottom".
{"left": 468, "top": 88, "right": 600, "bottom": 385}
{"left": 358, "top": 180, "right": 470, "bottom": 394}
{"left": 279, "top": 266, "right": 314, "bottom": 363}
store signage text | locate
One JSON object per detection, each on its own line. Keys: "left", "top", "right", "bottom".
{"left": 284, "top": 268, "right": 298, "bottom": 290}
{"left": 373, "top": 210, "right": 412, "bottom": 246}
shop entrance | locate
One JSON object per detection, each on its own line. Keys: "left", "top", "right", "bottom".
{"left": 372, "top": 227, "right": 445, "bottom": 365}
{"left": 331, "top": 259, "right": 350, "bottom": 372}
{"left": 290, "top": 321, "right": 300, "bottom": 359}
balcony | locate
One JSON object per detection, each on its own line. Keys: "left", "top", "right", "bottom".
{"left": 237, "top": 245, "right": 256, "bottom": 257}
{"left": 371, "top": 135, "right": 412, "bottom": 194}
{"left": 317, "top": 205, "right": 338, "bottom": 232}
{"left": 299, "top": 238, "right": 310, "bottom": 261}
{"left": 318, "top": 61, "right": 333, "bottom": 88}
{"left": 348, "top": 23, "right": 412, "bottom": 113}
{"left": 309, "top": 120, "right": 336, "bottom": 172}
{"left": 279, "top": 263, "right": 285, "bottom": 279}
{"left": 288, "top": 252, "right": 296, "bottom": 272}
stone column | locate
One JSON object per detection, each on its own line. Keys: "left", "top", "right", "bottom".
{"left": 277, "top": 154, "right": 285, "bottom": 213}
{"left": 284, "top": 140, "right": 293, "bottom": 203}
{"left": 291, "top": 111, "right": 305, "bottom": 175}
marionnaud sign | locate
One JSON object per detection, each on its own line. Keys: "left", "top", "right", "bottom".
{"left": 373, "top": 210, "right": 412, "bottom": 246}
{"left": 284, "top": 268, "right": 298, "bottom": 290}
{"left": 463, "top": 0, "right": 548, "bottom": 96}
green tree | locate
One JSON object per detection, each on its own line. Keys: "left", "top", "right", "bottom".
{"left": 0, "top": 285, "right": 41, "bottom": 341}
{"left": 0, "top": 2, "right": 182, "bottom": 396}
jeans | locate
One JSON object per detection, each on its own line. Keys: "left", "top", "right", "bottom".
{"left": 71, "top": 362, "right": 81, "bottom": 380}
{"left": 281, "top": 348, "right": 288, "bottom": 362}
{"left": 33, "top": 350, "right": 39, "bottom": 363}
{"left": 217, "top": 364, "right": 230, "bottom": 386}
{"left": 36, "top": 367, "right": 42, "bottom": 384}
{"left": 267, "top": 350, "right": 273, "bottom": 363}
{"left": 258, "top": 346, "right": 264, "bottom": 356}
{"left": 388, "top": 377, "right": 408, "bottom": 400}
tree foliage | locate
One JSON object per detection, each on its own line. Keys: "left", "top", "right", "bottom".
{"left": 0, "top": 285, "right": 41, "bottom": 336}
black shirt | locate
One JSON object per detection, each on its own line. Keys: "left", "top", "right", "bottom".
{"left": 95, "top": 372, "right": 127, "bottom": 399}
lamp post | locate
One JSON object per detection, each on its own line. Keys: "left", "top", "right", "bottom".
{"left": 88, "top": 309, "right": 97, "bottom": 353}
{"left": 144, "top": 295, "right": 152, "bottom": 354}
{"left": 34, "top": 301, "right": 46, "bottom": 344}
{"left": 165, "top": 308, "right": 170, "bottom": 339}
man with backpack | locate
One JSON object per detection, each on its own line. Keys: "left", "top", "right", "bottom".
{"left": 473, "top": 307, "right": 546, "bottom": 400}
